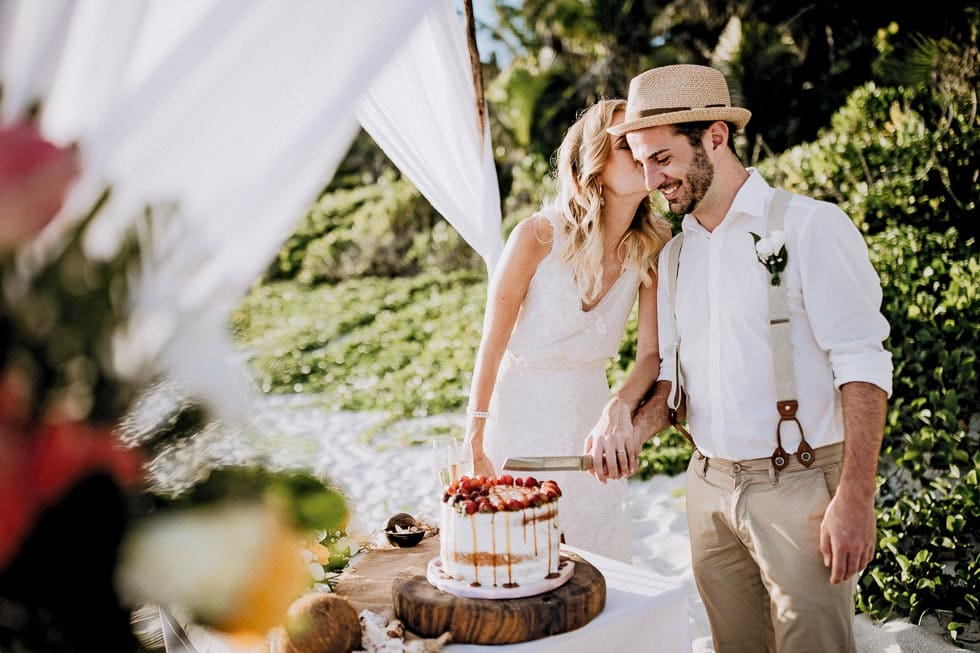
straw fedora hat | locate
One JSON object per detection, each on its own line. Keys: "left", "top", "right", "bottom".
{"left": 608, "top": 64, "right": 751, "bottom": 136}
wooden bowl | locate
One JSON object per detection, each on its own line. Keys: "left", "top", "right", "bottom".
{"left": 385, "top": 529, "right": 425, "bottom": 547}
{"left": 385, "top": 513, "right": 425, "bottom": 547}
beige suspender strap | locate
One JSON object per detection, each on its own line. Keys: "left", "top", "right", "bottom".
{"left": 765, "top": 188, "right": 814, "bottom": 468}
{"left": 766, "top": 189, "right": 796, "bottom": 404}
{"left": 665, "top": 234, "right": 684, "bottom": 413}
{"left": 662, "top": 234, "right": 695, "bottom": 446}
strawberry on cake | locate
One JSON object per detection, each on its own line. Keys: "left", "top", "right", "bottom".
{"left": 437, "top": 475, "right": 561, "bottom": 588}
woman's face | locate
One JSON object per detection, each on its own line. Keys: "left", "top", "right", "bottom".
{"left": 600, "top": 111, "right": 647, "bottom": 200}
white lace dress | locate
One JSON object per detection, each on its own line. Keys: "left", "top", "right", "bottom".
{"left": 483, "top": 210, "right": 638, "bottom": 562}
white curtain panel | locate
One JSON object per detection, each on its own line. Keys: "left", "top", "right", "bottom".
{"left": 357, "top": 0, "right": 504, "bottom": 272}
{"left": 1, "top": 0, "right": 500, "bottom": 419}
{"left": 0, "top": 0, "right": 76, "bottom": 125}
{"left": 1, "top": 0, "right": 448, "bottom": 417}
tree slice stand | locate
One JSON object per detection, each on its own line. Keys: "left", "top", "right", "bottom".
{"left": 392, "top": 551, "right": 605, "bottom": 645}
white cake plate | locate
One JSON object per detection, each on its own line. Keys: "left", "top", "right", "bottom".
{"left": 426, "top": 556, "right": 575, "bottom": 600}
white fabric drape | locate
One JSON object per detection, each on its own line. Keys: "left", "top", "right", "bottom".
{"left": 2, "top": 0, "right": 508, "bottom": 419}
{"left": 358, "top": 1, "right": 504, "bottom": 272}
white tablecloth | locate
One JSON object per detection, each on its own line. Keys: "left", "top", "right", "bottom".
{"left": 446, "top": 545, "right": 691, "bottom": 652}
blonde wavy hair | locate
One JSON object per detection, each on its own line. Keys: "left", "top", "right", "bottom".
{"left": 551, "top": 99, "right": 672, "bottom": 302}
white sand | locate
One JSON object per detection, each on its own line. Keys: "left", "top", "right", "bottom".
{"left": 182, "top": 395, "right": 969, "bottom": 652}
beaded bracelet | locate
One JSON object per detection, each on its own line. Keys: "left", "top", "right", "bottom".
{"left": 468, "top": 409, "right": 490, "bottom": 419}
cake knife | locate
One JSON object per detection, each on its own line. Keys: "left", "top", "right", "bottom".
{"left": 502, "top": 455, "right": 594, "bottom": 471}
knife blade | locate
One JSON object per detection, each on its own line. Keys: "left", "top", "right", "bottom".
{"left": 502, "top": 455, "right": 594, "bottom": 471}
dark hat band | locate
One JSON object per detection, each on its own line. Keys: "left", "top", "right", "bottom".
{"left": 633, "top": 104, "right": 728, "bottom": 119}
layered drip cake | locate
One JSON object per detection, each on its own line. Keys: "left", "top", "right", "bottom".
{"left": 438, "top": 475, "right": 561, "bottom": 588}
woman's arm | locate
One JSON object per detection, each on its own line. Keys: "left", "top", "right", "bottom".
{"left": 467, "top": 215, "right": 552, "bottom": 477}
{"left": 586, "top": 276, "right": 661, "bottom": 481}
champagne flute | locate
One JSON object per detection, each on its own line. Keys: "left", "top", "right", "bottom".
{"left": 431, "top": 436, "right": 460, "bottom": 488}
{"left": 455, "top": 437, "right": 474, "bottom": 479}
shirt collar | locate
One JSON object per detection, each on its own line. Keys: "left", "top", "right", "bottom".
{"left": 681, "top": 168, "right": 772, "bottom": 236}
{"left": 729, "top": 168, "right": 771, "bottom": 219}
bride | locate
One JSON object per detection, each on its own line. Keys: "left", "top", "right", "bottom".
{"left": 466, "top": 99, "right": 672, "bottom": 561}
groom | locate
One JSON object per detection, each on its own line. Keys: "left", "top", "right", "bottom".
{"left": 606, "top": 64, "right": 893, "bottom": 652}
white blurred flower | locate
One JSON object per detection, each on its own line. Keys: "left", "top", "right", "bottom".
{"left": 343, "top": 511, "right": 374, "bottom": 549}
{"left": 116, "top": 500, "right": 307, "bottom": 634}
{"left": 755, "top": 236, "right": 775, "bottom": 258}
{"left": 769, "top": 229, "right": 786, "bottom": 250}
{"left": 749, "top": 230, "right": 789, "bottom": 286}
{"left": 308, "top": 562, "right": 326, "bottom": 581}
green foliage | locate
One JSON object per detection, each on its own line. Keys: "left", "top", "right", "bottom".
{"left": 232, "top": 271, "right": 487, "bottom": 419}
{"left": 266, "top": 171, "right": 482, "bottom": 284}
{"left": 155, "top": 465, "right": 349, "bottom": 534}
{"left": 860, "top": 226, "right": 980, "bottom": 628}
{"left": 500, "top": 152, "right": 552, "bottom": 235}
{"left": 0, "top": 192, "right": 140, "bottom": 424}
{"left": 758, "top": 79, "right": 979, "bottom": 630}
{"left": 757, "top": 83, "right": 977, "bottom": 239}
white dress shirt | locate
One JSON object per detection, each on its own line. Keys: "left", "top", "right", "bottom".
{"left": 657, "top": 170, "right": 893, "bottom": 460}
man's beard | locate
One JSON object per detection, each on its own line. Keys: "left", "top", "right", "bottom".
{"left": 669, "top": 143, "right": 714, "bottom": 215}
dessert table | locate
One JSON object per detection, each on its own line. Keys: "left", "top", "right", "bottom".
{"left": 333, "top": 536, "right": 691, "bottom": 652}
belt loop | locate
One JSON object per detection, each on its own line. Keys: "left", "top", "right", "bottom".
{"left": 702, "top": 453, "right": 710, "bottom": 476}
{"left": 768, "top": 460, "right": 778, "bottom": 486}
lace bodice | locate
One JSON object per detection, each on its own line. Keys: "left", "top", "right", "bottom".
{"left": 505, "top": 210, "right": 641, "bottom": 370}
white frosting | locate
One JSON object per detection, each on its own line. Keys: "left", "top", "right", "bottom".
{"left": 438, "top": 488, "right": 560, "bottom": 587}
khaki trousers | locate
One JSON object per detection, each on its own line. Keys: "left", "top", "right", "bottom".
{"left": 685, "top": 443, "right": 858, "bottom": 653}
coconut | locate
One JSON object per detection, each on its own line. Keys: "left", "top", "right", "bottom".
{"left": 277, "top": 592, "right": 361, "bottom": 653}
{"left": 385, "top": 513, "right": 419, "bottom": 532}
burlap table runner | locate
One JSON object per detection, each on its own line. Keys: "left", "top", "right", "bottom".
{"left": 334, "top": 534, "right": 440, "bottom": 615}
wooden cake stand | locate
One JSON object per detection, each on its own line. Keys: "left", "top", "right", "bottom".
{"left": 393, "top": 550, "right": 606, "bottom": 645}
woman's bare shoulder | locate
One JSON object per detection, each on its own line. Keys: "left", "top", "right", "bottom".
{"left": 513, "top": 213, "right": 554, "bottom": 247}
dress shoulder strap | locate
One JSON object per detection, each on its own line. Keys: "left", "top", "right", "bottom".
{"left": 540, "top": 207, "right": 567, "bottom": 243}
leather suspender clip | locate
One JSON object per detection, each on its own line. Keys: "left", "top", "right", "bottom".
{"left": 771, "top": 399, "right": 815, "bottom": 470}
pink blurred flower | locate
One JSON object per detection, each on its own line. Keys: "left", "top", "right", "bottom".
{"left": 0, "top": 416, "right": 144, "bottom": 571}
{"left": 0, "top": 122, "right": 80, "bottom": 251}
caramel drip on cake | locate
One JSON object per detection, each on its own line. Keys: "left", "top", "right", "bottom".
{"left": 522, "top": 505, "right": 558, "bottom": 524}
{"left": 545, "top": 519, "right": 558, "bottom": 579}
{"left": 490, "top": 513, "right": 498, "bottom": 587}
{"left": 469, "top": 514, "right": 480, "bottom": 587}
{"left": 504, "top": 514, "right": 515, "bottom": 586}
{"left": 532, "top": 508, "right": 539, "bottom": 556}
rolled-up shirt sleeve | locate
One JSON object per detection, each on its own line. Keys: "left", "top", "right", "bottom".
{"left": 797, "top": 203, "right": 893, "bottom": 396}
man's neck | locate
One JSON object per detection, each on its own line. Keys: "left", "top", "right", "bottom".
{"left": 692, "top": 165, "right": 750, "bottom": 232}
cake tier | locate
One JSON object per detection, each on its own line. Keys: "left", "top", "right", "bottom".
{"left": 439, "top": 476, "right": 561, "bottom": 588}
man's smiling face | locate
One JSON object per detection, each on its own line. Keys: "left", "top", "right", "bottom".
{"left": 626, "top": 124, "right": 714, "bottom": 216}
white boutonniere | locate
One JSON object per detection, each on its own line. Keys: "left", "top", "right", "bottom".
{"left": 749, "top": 230, "right": 787, "bottom": 286}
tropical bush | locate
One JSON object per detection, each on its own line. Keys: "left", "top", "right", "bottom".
{"left": 759, "top": 84, "right": 976, "bottom": 239}
{"left": 861, "top": 226, "right": 978, "bottom": 629}
{"left": 266, "top": 171, "right": 482, "bottom": 285}
{"left": 759, "top": 81, "right": 979, "bottom": 634}
{"left": 232, "top": 271, "right": 486, "bottom": 419}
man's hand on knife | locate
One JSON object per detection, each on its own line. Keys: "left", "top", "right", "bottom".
{"left": 582, "top": 398, "right": 639, "bottom": 483}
